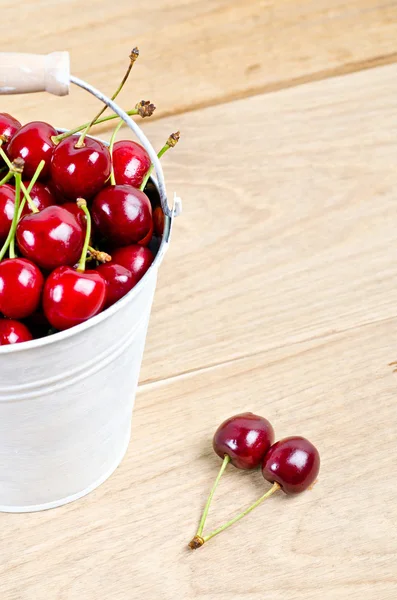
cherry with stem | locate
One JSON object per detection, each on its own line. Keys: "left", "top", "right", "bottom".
{"left": 189, "top": 412, "right": 275, "bottom": 549}
{"left": 43, "top": 199, "right": 106, "bottom": 331}
{"left": 107, "top": 102, "right": 157, "bottom": 185}
{"left": 0, "top": 146, "right": 39, "bottom": 214}
{"left": 139, "top": 131, "right": 180, "bottom": 192}
{"left": 190, "top": 436, "right": 320, "bottom": 550}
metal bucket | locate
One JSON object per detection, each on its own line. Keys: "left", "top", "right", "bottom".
{"left": 0, "top": 53, "right": 180, "bottom": 512}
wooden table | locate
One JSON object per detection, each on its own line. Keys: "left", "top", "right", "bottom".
{"left": 2, "top": 2, "right": 397, "bottom": 598}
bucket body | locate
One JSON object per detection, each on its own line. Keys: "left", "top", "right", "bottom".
{"left": 0, "top": 262, "right": 159, "bottom": 512}
{"left": 0, "top": 68, "right": 179, "bottom": 512}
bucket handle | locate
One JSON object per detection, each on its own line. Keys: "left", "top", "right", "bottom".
{"left": 0, "top": 51, "right": 181, "bottom": 219}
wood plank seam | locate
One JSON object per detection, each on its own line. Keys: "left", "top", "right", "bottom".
{"left": 139, "top": 313, "right": 397, "bottom": 390}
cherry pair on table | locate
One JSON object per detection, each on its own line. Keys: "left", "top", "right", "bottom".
{"left": 190, "top": 412, "right": 320, "bottom": 549}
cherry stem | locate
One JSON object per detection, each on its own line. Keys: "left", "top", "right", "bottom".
{"left": 108, "top": 119, "right": 125, "bottom": 185}
{"left": 139, "top": 131, "right": 180, "bottom": 192}
{"left": 0, "top": 172, "right": 21, "bottom": 261}
{"left": 88, "top": 48, "right": 139, "bottom": 127}
{"left": 76, "top": 199, "right": 91, "bottom": 272}
{"left": 87, "top": 245, "right": 112, "bottom": 263}
{"left": 75, "top": 48, "right": 139, "bottom": 149}
{"left": 17, "top": 160, "right": 45, "bottom": 220}
{"left": 193, "top": 482, "right": 281, "bottom": 549}
{"left": 188, "top": 454, "right": 230, "bottom": 550}
{"left": 0, "top": 147, "right": 38, "bottom": 214}
{"left": 0, "top": 170, "right": 13, "bottom": 186}
{"left": 52, "top": 108, "right": 140, "bottom": 145}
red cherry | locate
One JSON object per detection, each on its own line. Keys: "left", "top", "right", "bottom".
{"left": 112, "top": 140, "right": 151, "bottom": 188}
{"left": 96, "top": 263, "right": 137, "bottom": 308}
{"left": 262, "top": 436, "right": 320, "bottom": 494}
{"left": 110, "top": 245, "right": 154, "bottom": 282}
{"left": 213, "top": 412, "right": 275, "bottom": 470}
{"left": 16, "top": 205, "right": 84, "bottom": 271}
{"left": 43, "top": 266, "right": 106, "bottom": 330}
{"left": 0, "top": 184, "right": 15, "bottom": 244}
{"left": 21, "top": 180, "right": 55, "bottom": 216}
{"left": 0, "top": 113, "right": 21, "bottom": 156}
{"left": 51, "top": 136, "right": 111, "bottom": 200}
{"left": 46, "top": 180, "right": 69, "bottom": 204}
{"left": 92, "top": 185, "right": 152, "bottom": 246}
{"left": 138, "top": 220, "right": 153, "bottom": 246}
{"left": 153, "top": 206, "right": 165, "bottom": 237}
{"left": 0, "top": 319, "right": 32, "bottom": 345}
{"left": 61, "top": 202, "right": 88, "bottom": 231}
{"left": 7, "top": 121, "right": 57, "bottom": 179}
{"left": 0, "top": 258, "right": 44, "bottom": 319}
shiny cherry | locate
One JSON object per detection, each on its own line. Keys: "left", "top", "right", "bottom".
{"left": 262, "top": 436, "right": 320, "bottom": 494}
{"left": 21, "top": 180, "right": 55, "bottom": 216}
{"left": 138, "top": 181, "right": 164, "bottom": 237}
{"left": 110, "top": 245, "right": 154, "bottom": 282}
{"left": 61, "top": 202, "right": 88, "bottom": 231}
{"left": 51, "top": 136, "right": 111, "bottom": 200}
{"left": 0, "top": 113, "right": 21, "bottom": 156}
{"left": 16, "top": 205, "right": 84, "bottom": 271}
{"left": 43, "top": 266, "right": 106, "bottom": 331}
{"left": 0, "top": 258, "right": 44, "bottom": 319}
{"left": 0, "top": 319, "right": 32, "bottom": 345}
{"left": 0, "top": 184, "right": 15, "bottom": 244}
{"left": 213, "top": 412, "right": 275, "bottom": 470}
{"left": 112, "top": 140, "right": 151, "bottom": 188}
{"left": 96, "top": 263, "right": 136, "bottom": 308}
{"left": 7, "top": 121, "right": 57, "bottom": 179}
{"left": 92, "top": 185, "right": 152, "bottom": 246}
{"left": 138, "top": 221, "right": 153, "bottom": 246}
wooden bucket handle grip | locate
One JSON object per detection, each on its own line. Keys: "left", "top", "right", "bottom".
{"left": 0, "top": 52, "right": 70, "bottom": 96}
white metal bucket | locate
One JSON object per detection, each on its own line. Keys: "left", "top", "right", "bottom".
{"left": 0, "top": 54, "right": 180, "bottom": 512}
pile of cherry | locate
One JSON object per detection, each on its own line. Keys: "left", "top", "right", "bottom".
{"left": 189, "top": 412, "right": 320, "bottom": 549}
{"left": 0, "top": 50, "right": 179, "bottom": 345}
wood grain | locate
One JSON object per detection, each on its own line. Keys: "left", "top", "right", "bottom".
{"left": 1, "top": 0, "right": 397, "bottom": 127}
{"left": 0, "top": 320, "right": 396, "bottom": 599}
{"left": 1, "top": 8, "right": 397, "bottom": 600}
{"left": 123, "top": 63, "right": 397, "bottom": 383}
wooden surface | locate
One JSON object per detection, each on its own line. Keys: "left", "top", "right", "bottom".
{"left": 1, "top": 2, "right": 397, "bottom": 599}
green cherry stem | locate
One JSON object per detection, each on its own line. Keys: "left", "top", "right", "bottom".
{"left": 139, "top": 131, "right": 180, "bottom": 192}
{"left": 76, "top": 199, "right": 92, "bottom": 272}
{"left": 189, "top": 454, "right": 230, "bottom": 550}
{"left": 0, "top": 147, "right": 38, "bottom": 213}
{"left": 0, "top": 170, "right": 13, "bottom": 186}
{"left": 87, "top": 245, "right": 111, "bottom": 263}
{"left": 87, "top": 48, "right": 139, "bottom": 129}
{"left": 108, "top": 119, "right": 125, "bottom": 185}
{"left": 0, "top": 171, "right": 22, "bottom": 261}
{"left": 52, "top": 107, "right": 141, "bottom": 144}
{"left": 191, "top": 482, "right": 281, "bottom": 550}
{"left": 17, "top": 160, "right": 45, "bottom": 220}
{"left": 75, "top": 48, "right": 140, "bottom": 149}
